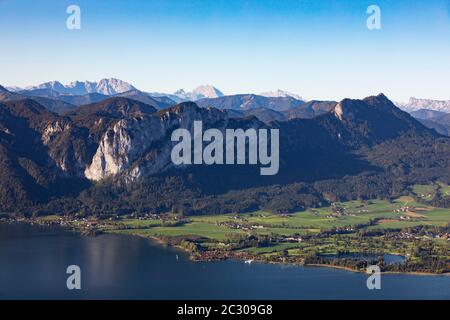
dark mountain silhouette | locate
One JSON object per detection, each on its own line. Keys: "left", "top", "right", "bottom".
{"left": 283, "top": 100, "right": 337, "bottom": 120}
{"left": 215, "top": 100, "right": 336, "bottom": 124}
{"left": 1, "top": 88, "right": 76, "bottom": 114}
{"left": 58, "top": 93, "right": 109, "bottom": 106}
{"left": 417, "top": 119, "right": 450, "bottom": 136}
{"left": 242, "top": 108, "right": 286, "bottom": 123}
{"left": 114, "top": 89, "right": 176, "bottom": 109}
{"left": 0, "top": 93, "right": 448, "bottom": 215}
{"left": 14, "top": 87, "right": 175, "bottom": 113}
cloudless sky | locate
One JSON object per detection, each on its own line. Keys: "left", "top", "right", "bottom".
{"left": 1, "top": 0, "right": 450, "bottom": 101}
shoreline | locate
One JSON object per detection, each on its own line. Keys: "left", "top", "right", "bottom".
{"left": 105, "top": 228, "right": 450, "bottom": 277}
{"left": 2, "top": 219, "right": 448, "bottom": 277}
{"left": 305, "top": 264, "right": 450, "bottom": 276}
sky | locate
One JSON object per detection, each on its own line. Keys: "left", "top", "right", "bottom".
{"left": 1, "top": 0, "right": 450, "bottom": 101}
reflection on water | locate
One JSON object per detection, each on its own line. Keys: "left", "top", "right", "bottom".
{"left": 0, "top": 223, "right": 449, "bottom": 300}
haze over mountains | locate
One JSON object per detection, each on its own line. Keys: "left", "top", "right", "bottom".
{"left": 4, "top": 79, "right": 450, "bottom": 136}
{"left": 4, "top": 79, "right": 306, "bottom": 116}
{"left": 10, "top": 78, "right": 450, "bottom": 111}
{"left": 22, "top": 78, "right": 136, "bottom": 96}
{"left": 1, "top": 80, "right": 449, "bottom": 216}
{"left": 397, "top": 97, "right": 450, "bottom": 113}
{"left": 260, "top": 89, "right": 303, "bottom": 100}
{"left": 8, "top": 78, "right": 304, "bottom": 103}
{"left": 9, "top": 79, "right": 227, "bottom": 103}
{"left": 174, "top": 85, "right": 224, "bottom": 101}
{"left": 196, "top": 94, "right": 304, "bottom": 112}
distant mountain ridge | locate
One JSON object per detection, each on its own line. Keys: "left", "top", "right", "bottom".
{"left": 398, "top": 97, "right": 450, "bottom": 113}
{"left": 260, "top": 89, "right": 303, "bottom": 100}
{"left": 24, "top": 78, "right": 136, "bottom": 96}
{"left": 227, "top": 101, "right": 337, "bottom": 124}
{"left": 196, "top": 94, "right": 304, "bottom": 112}
{"left": 410, "top": 109, "right": 448, "bottom": 120}
{"left": 6, "top": 80, "right": 450, "bottom": 138}
{"left": 172, "top": 85, "right": 224, "bottom": 101}
{"left": 416, "top": 112, "right": 450, "bottom": 136}
{"left": 0, "top": 86, "right": 76, "bottom": 114}
{"left": 12, "top": 80, "right": 226, "bottom": 106}
{"left": 402, "top": 107, "right": 450, "bottom": 137}
{"left": 2, "top": 84, "right": 175, "bottom": 113}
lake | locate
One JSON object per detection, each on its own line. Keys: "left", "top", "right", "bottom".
{"left": 0, "top": 223, "right": 449, "bottom": 300}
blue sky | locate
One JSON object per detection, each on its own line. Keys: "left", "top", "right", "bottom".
{"left": 1, "top": 0, "right": 450, "bottom": 101}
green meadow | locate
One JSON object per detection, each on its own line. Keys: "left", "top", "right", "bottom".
{"left": 110, "top": 194, "right": 449, "bottom": 241}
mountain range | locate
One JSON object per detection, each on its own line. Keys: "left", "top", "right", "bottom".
{"left": 415, "top": 113, "right": 450, "bottom": 136}
{"left": 5, "top": 79, "right": 450, "bottom": 138}
{"left": 9, "top": 80, "right": 450, "bottom": 112}
{"left": 196, "top": 94, "right": 304, "bottom": 112}
{"left": 259, "top": 89, "right": 303, "bottom": 100}
{"left": 397, "top": 97, "right": 450, "bottom": 113}
{"left": 392, "top": 99, "right": 450, "bottom": 136}
{"left": 22, "top": 78, "right": 136, "bottom": 96}
{"left": 9, "top": 79, "right": 304, "bottom": 102}
{"left": 3, "top": 80, "right": 308, "bottom": 116}
{"left": 2, "top": 83, "right": 175, "bottom": 114}
{"left": 1, "top": 84, "right": 449, "bottom": 216}
{"left": 10, "top": 79, "right": 228, "bottom": 102}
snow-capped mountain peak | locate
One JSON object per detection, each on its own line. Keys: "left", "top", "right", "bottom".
{"left": 397, "top": 97, "right": 450, "bottom": 113}
{"left": 95, "top": 78, "right": 135, "bottom": 95}
{"left": 191, "top": 85, "right": 224, "bottom": 99}
{"left": 173, "top": 85, "right": 224, "bottom": 101}
{"left": 24, "top": 78, "right": 136, "bottom": 96}
{"left": 5, "top": 86, "right": 23, "bottom": 92}
{"left": 260, "top": 89, "right": 303, "bottom": 100}
{"left": 26, "top": 81, "right": 66, "bottom": 92}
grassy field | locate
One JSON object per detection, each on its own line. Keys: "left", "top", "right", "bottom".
{"left": 411, "top": 182, "right": 450, "bottom": 200}
{"left": 115, "top": 221, "right": 246, "bottom": 241}
{"left": 96, "top": 187, "right": 449, "bottom": 273}
{"left": 110, "top": 195, "right": 449, "bottom": 240}
{"left": 438, "top": 182, "right": 450, "bottom": 197}
{"left": 412, "top": 184, "right": 438, "bottom": 201}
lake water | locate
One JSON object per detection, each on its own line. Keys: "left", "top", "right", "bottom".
{"left": 0, "top": 223, "right": 449, "bottom": 300}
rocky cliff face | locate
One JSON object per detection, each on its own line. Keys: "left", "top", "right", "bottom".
{"left": 84, "top": 102, "right": 231, "bottom": 182}
{"left": 22, "top": 94, "right": 434, "bottom": 183}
